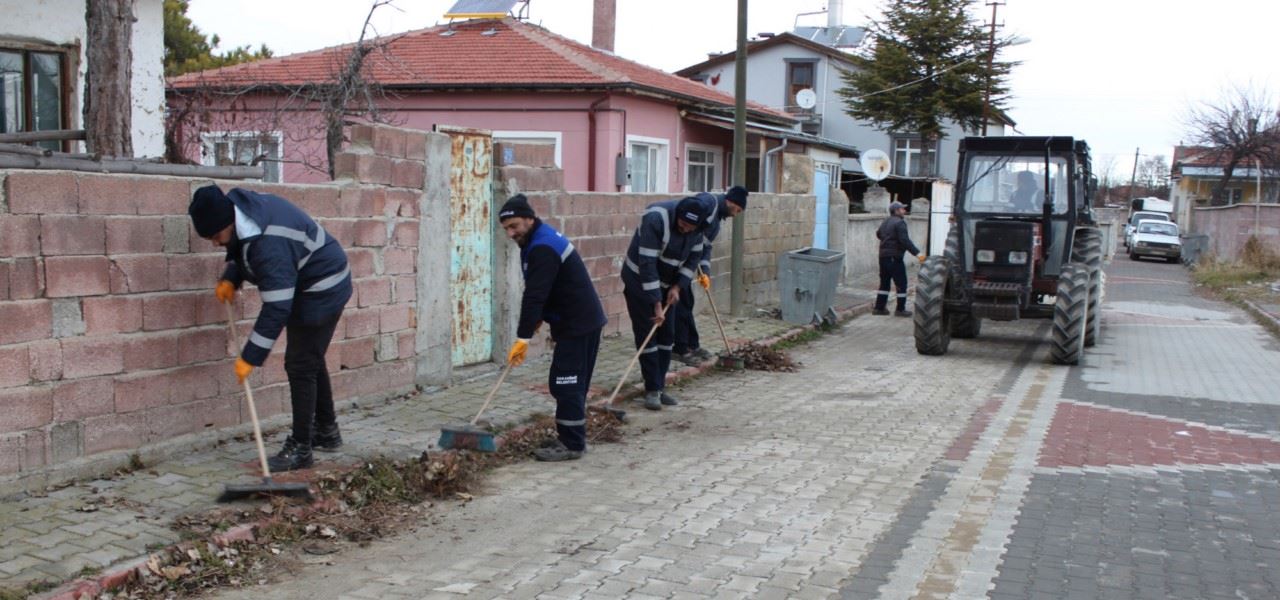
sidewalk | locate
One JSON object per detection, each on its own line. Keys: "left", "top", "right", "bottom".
{"left": 1, "top": 279, "right": 878, "bottom": 591}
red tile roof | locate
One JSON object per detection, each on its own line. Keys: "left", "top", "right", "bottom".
{"left": 167, "top": 18, "right": 793, "bottom": 123}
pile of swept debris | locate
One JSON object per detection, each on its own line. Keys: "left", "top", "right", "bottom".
{"left": 101, "top": 412, "right": 623, "bottom": 599}
{"left": 726, "top": 343, "right": 801, "bottom": 372}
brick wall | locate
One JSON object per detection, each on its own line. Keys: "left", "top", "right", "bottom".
{"left": 0, "top": 134, "right": 424, "bottom": 486}
{"left": 499, "top": 165, "right": 816, "bottom": 334}
{"left": 1192, "top": 204, "right": 1280, "bottom": 261}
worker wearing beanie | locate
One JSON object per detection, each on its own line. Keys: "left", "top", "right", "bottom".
{"left": 673, "top": 186, "right": 748, "bottom": 365}
{"left": 875, "top": 201, "right": 926, "bottom": 316}
{"left": 621, "top": 196, "right": 710, "bottom": 411}
{"left": 499, "top": 194, "right": 607, "bottom": 462}
{"left": 188, "top": 185, "right": 352, "bottom": 471}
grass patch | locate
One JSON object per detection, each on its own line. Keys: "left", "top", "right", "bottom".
{"left": 0, "top": 580, "right": 56, "bottom": 600}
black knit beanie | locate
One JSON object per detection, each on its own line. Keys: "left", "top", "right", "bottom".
{"left": 189, "top": 185, "right": 235, "bottom": 237}
{"left": 725, "top": 185, "right": 748, "bottom": 209}
{"left": 499, "top": 194, "right": 537, "bottom": 221}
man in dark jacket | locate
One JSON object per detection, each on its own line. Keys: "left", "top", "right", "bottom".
{"left": 673, "top": 186, "right": 747, "bottom": 365}
{"left": 621, "top": 197, "right": 709, "bottom": 411}
{"left": 500, "top": 195, "right": 607, "bottom": 462}
{"left": 189, "top": 185, "right": 352, "bottom": 471}
{"left": 874, "top": 201, "right": 926, "bottom": 317}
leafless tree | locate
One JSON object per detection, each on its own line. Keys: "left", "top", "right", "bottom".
{"left": 1184, "top": 83, "right": 1280, "bottom": 204}
{"left": 164, "top": 0, "right": 405, "bottom": 178}
{"left": 1094, "top": 153, "right": 1119, "bottom": 205}
{"left": 1136, "top": 154, "right": 1170, "bottom": 197}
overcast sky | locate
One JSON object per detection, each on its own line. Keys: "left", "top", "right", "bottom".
{"left": 187, "top": 0, "right": 1279, "bottom": 180}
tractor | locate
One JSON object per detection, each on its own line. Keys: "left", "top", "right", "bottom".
{"left": 913, "top": 136, "right": 1104, "bottom": 365}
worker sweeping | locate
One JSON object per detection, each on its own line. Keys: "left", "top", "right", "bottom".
{"left": 621, "top": 197, "right": 710, "bottom": 411}
{"left": 500, "top": 195, "right": 607, "bottom": 462}
{"left": 189, "top": 185, "right": 351, "bottom": 472}
{"left": 673, "top": 186, "right": 747, "bottom": 366}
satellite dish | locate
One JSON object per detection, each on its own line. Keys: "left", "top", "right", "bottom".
{"left": 860, "top": 148, "right": 891, "bottom": 182}
{"left": 795, "top": 88, "right": 817, "bottom": 110}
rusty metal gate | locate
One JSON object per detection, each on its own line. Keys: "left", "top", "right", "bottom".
{"left": 439, "top": 126, "right": 494, "bottom": 366}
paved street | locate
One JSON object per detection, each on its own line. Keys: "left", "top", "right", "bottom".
{"left": 203, "top": 258, "right": 1280, "bottom": 600}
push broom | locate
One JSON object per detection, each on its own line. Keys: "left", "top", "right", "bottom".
{"left": 697, "top": 268, "right": 744, "bottom": 370}
{"left": 218, "top": 303, "right": 313, "bottom": 502}
{"left": 437, "top": 361, "right": 512, "bottom": 452}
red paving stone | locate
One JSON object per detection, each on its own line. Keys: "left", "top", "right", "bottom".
{"left": 1038, "top": 401, "right": 1280, "bottom": 468}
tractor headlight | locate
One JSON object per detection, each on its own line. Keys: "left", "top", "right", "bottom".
{"left": 1008, "top": 251, "right": 1029, "bottom": 265}
{"left": 976, "top": 249, "right": 996, "bottom": 263}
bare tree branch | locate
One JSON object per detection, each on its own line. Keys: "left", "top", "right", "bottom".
{"left": 1184, "top": 83, "right": 1280, "bottom": 204}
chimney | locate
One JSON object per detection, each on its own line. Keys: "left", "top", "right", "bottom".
{"left": 828, "top": 0, "right": 843, "bottom": 28}
{"left": 592, "top": 0, "right": 616, "bottom": 52}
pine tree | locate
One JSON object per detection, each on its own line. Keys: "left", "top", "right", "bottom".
{"left": 163, "top": 0, "right": 272, "bottom": 77}
{"left": 838, "top": 0, "right": 1014, "bottom": 167}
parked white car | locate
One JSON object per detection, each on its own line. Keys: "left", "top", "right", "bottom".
{"left": 1128, "top": 220, "right": 1182, "bottom": 263}
{"left": 1124, "top": 210, "right": 1171, "bottom": 248}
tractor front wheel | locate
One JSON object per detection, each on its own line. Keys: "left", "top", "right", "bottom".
{"left": 1050, "top": 263, "right": 1089, "bottom": 365}
{"left": 914, "top": 257, "right": 952, "bottom": 356}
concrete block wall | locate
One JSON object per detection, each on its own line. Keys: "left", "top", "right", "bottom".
{"left": 844, "top": 214, "right": 928, "bottom": 281}
{"left": 0, "top": 132, "right": 426, "bottom": 488}
{"left": 1191, "top": 204, "right": 1280, "bottom": 261}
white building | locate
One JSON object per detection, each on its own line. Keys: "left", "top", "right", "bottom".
{"left": 1, "top": 0, "right": 165, "bottom": 157}
{"left": 676, "top": 4, "right": 1012, "bottom": 207}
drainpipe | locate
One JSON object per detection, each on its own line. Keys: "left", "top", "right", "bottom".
{"left": 588, "top": 95, "right": 609, "bottom": 192}
{"left": 763, "top": 138, "right": 789, "bottom": 193}
{"left": 1256, "top": 158, "right": 1263, "bottom": 236}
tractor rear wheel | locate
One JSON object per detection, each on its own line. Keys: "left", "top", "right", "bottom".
{"left": 914, "top": 257, "right": 952, "bottom": 355}
{"left": 949, "top": 313, "right": 982, "bottom": 338}
{"left": 1050, "top": 263, "right": 1089, "bottom": 365}
{"left": 1071, "top": 228, "right": 1104, "bottom": 347}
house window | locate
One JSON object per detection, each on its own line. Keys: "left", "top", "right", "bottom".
{"left": 816, "top": 162, "right": 842, "bottom": 189}
{"left": 1225, "top": 188, "right": 1243, "bottom": 203}
{"left": 627, "top": 136, "right": 668, "bottom": 193}
{"left": 785, "top": 60, "right": 817, "bottom": 113}
{"left": 893, "top": 136, "right": 938, "bottom": 177}
{"left": 0, "top": 47, "right": 67, "bottom": 152}
{"left": 201, "top": 132, "right": 283, "bottom": 182}
{"left": 686, "top": 145, "right": 722, "bottom": 193}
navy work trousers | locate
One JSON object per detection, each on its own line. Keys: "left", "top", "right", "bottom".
{"left": 549, "top": 329, "right": 601, "bottom": 452}
{"left": 284, "top": 312, "right": 342, "bottom": 445}
{"left": 672, "top": 280, "right": 700, "bottom": 355}
{"left": 624, "top": 288, "right": 674, "bottom": 392}
{"left": 876, "top": 256, "right": 909, "bottom": 311}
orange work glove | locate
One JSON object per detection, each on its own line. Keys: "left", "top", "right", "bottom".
{"left": 234, "top": 358, "right": 254, "bottom": 384}
{"left": 508, "top": 339, "right": 529, "bottom": 367}
{"left": 917, "top": 254, "right": 928, "bottom": 264}
{"left": 697, "top": 272, "right": 711, "bottom": 291}
{"left": 215, "top": 280, "right": 237, "bottom": 304}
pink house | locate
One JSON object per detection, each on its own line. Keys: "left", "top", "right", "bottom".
{"left": 165, "top": 17, "right": 856, "bottom": 192}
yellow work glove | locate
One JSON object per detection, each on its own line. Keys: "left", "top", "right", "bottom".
{"left": 917, "top": 254, "right": 927, "bottom": 264}
{"left": 508, "top": 339, "right": 529, "bottom": 367}
{"left": 215, "top": 280, "right": 237, "bottom": 304}
{"left": 697, "top": 272, "right": 711, "bottom": 291}
{"left": 234, "top": 358, "right": 254, "bottom": 384}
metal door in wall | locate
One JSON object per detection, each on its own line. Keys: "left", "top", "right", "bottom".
{"left": 813, "top": 170, "right": 831, "bottom": 249}
{"left": 440, "top": 126, "right": 494, "bottom": 366}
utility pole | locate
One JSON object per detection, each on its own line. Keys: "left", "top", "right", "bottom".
{"left": 980, "top": 1, "right": 1003, "bottom": 136}
{"left": 1128, "top": 147, "right": 1140, "bottom": 201}
{"left": 730, "top": 0, "right": 747, "bottom": 316}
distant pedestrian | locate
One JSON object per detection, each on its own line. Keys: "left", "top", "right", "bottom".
{"left": 188, "top": 185, "right": 351, "bottom": 471}
{"left": 621, "top": 197, "right": 710, "bottom": 410}
{"left": 499, "top": 195, "right": 607, "bottom": 462}
{"left": 874, "top": 201, "right": 925, "bottom": 317}
{"left": 673, "top": 186, "right": 748, "bottom": 365}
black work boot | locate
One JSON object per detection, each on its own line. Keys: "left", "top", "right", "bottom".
{"left": 894, "top": 309, "right": 913, "bottom": 317}
{"left": 643, "top": 391, "right": 663, "bottom": 411}
{"left": 313, "top": 423, "right": 343, "bottom": 452}
{"left": 872, "top": 307, "right": 890, "bottom": 316}
{"left": 660, "top": 392, "right": 679, "bottom": 406}
{"left": 267, "top": 436, "right": 314, "bottom": 472}
{"left": 533, "top": 441, "right": 584, "bottom": 462}
{"left": 674, "top": 350, "right": 701, "bottom": 366}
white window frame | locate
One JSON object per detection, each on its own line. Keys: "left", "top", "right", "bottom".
{"left": 684, "top": 143, "right": 723, "bottom": 193}
{"left": 200, "top": 130, "right": 284, "bottom": 183}
{"left": 815, "top": 161, "right": 841, "bottom": 189}
{"left": 625, "top": 134, "right": 670, "bottom": 193}
{"left": 492, "top": 130, "right": 562, "bottom": 168}
{"left": 892, "top": 136, "right": 939, "bottom": 178}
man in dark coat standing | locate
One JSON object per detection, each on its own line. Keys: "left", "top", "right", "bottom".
{"left": 188, "top": 185, "right": 352, "bottom": 471}
{"left": 874, "top": 201, "right": 926, "bottom": 317}
{"left": 500, "top": 195, "right": 607, "bottom": 462}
